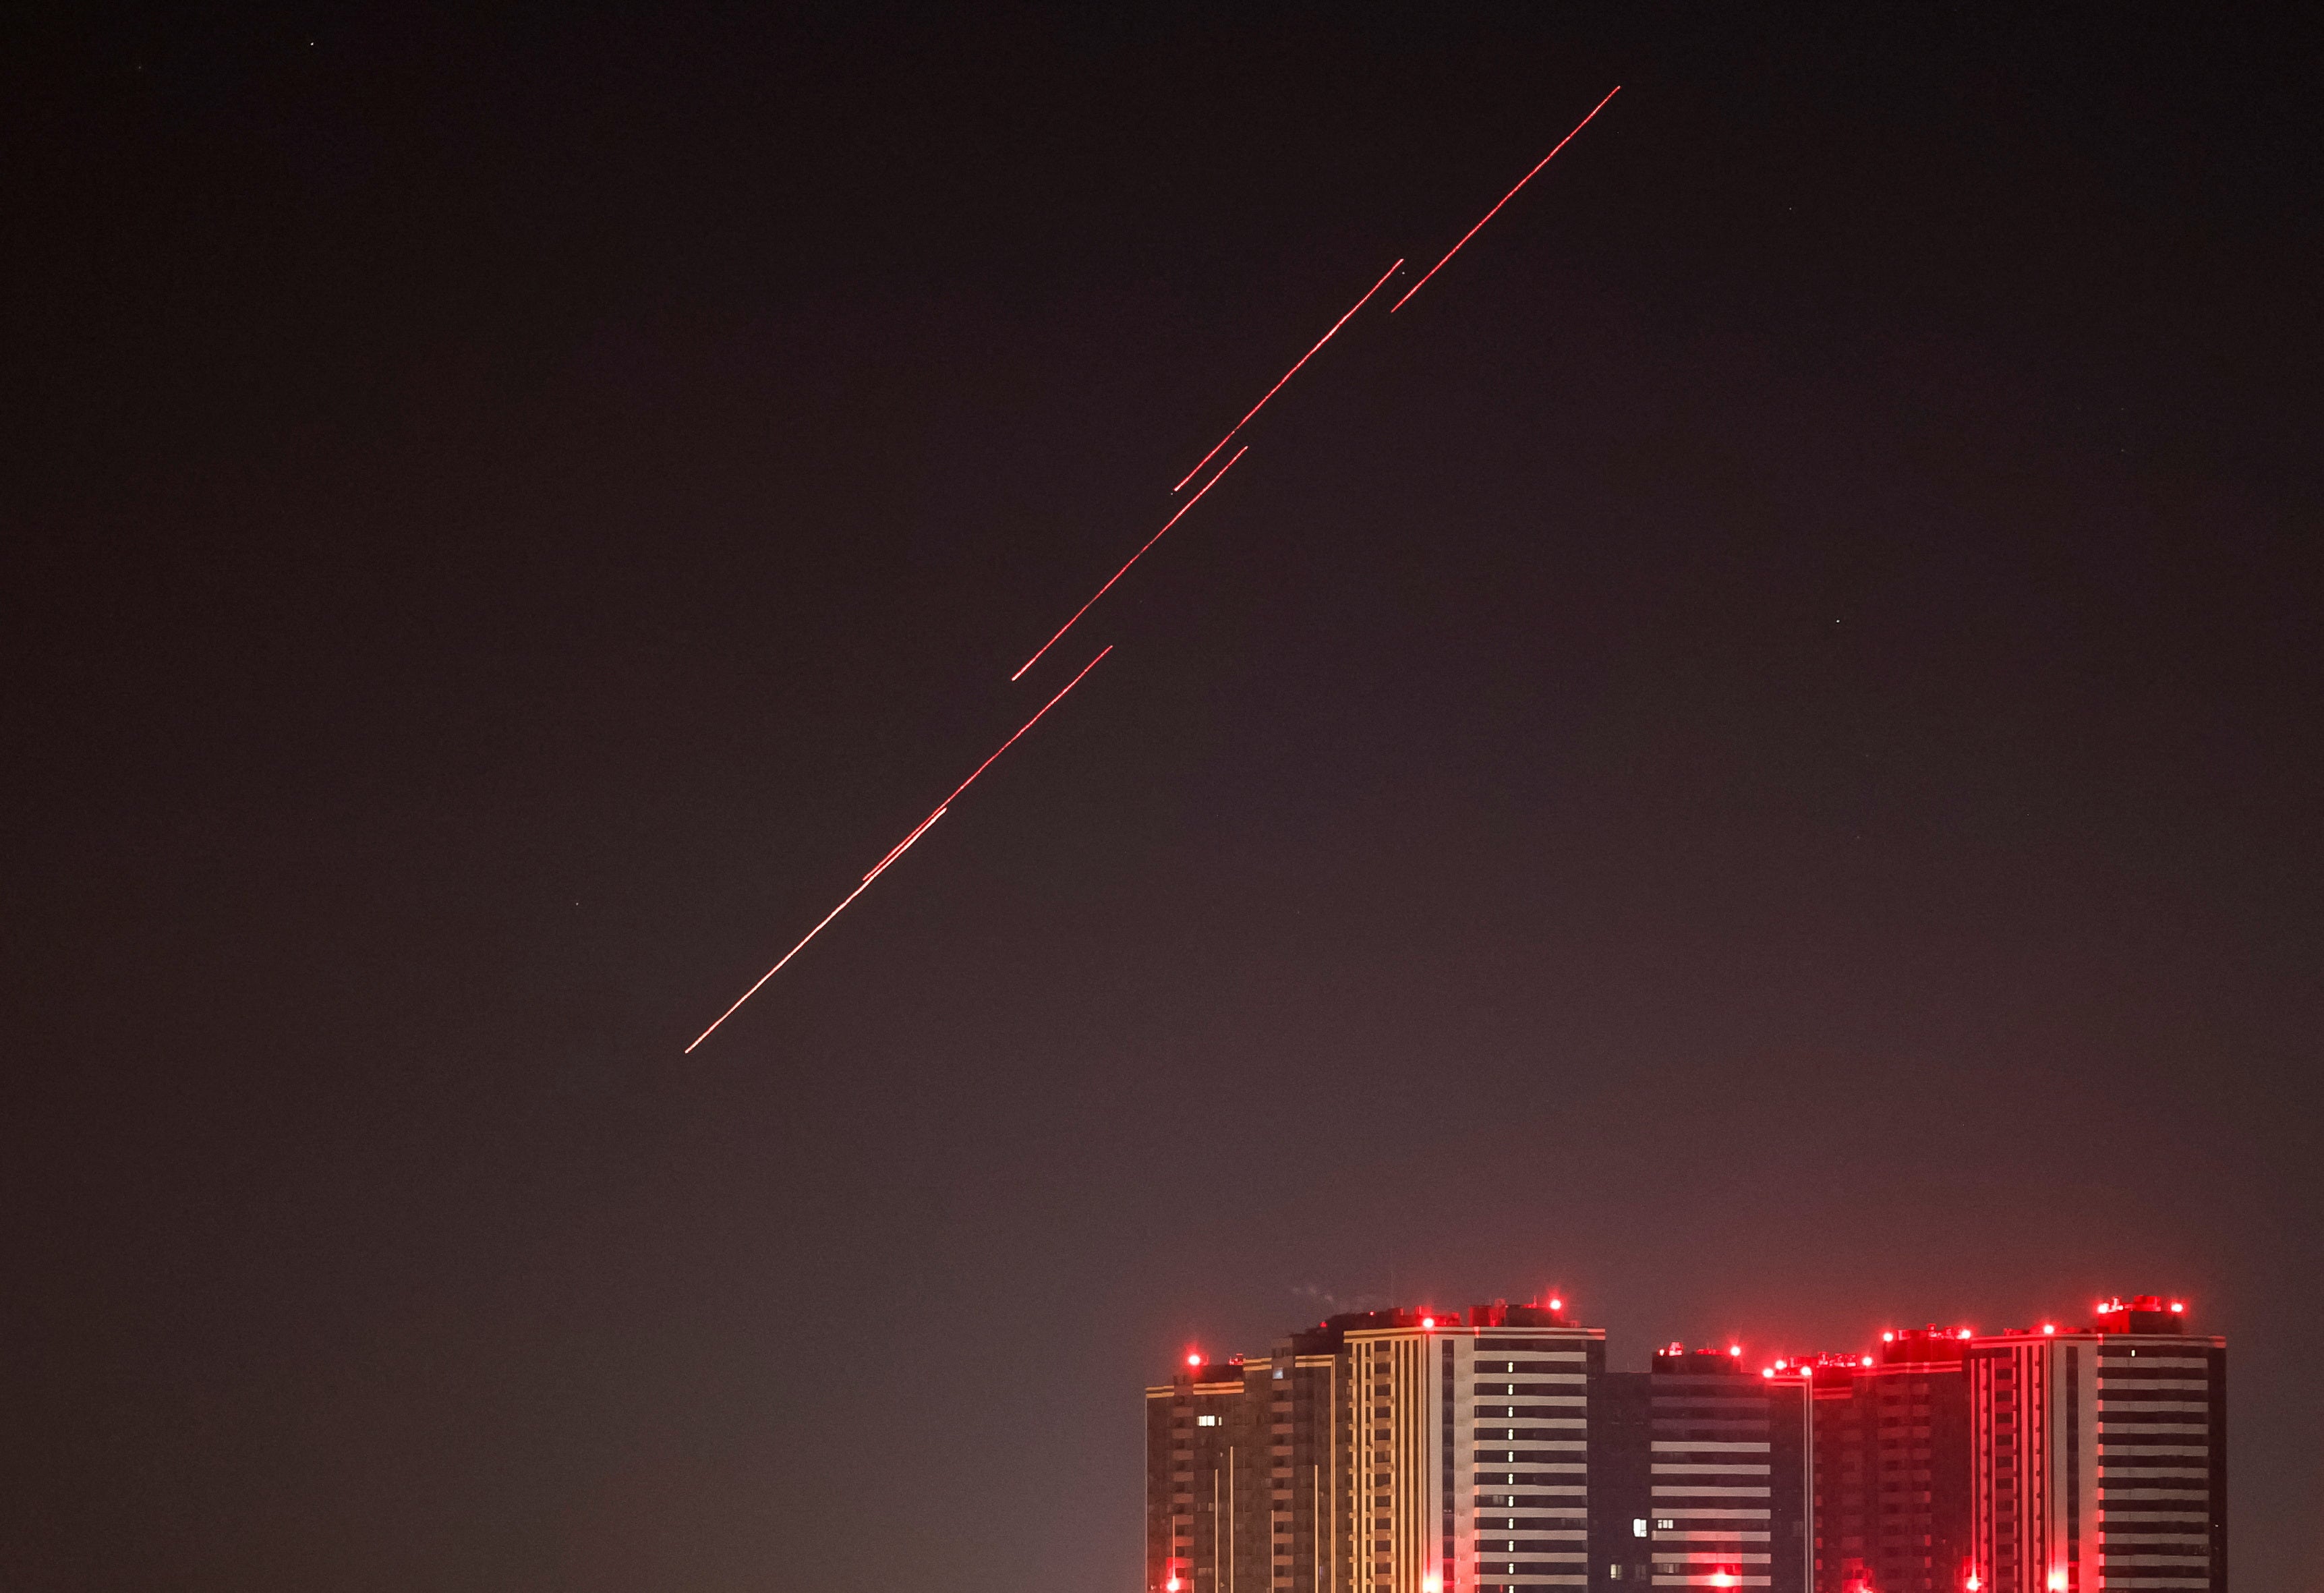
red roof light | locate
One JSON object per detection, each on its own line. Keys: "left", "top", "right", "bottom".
{"left": 1186, "top": 1352, "right": 1202, "bottom": 1367}
{"left": 1421, "top": 1316, "right": 1436, "bottom": 1329}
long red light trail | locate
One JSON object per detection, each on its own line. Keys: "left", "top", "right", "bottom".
{"left": 1010, "top": 448, "right": 1247, "bottom": 683}
{"left": 682, "top": 645, "right": 1114, "bottom": 1053}
{"left": 691, "top": 119, "right": 1628, "bottom": 1037}
{"left": 863, "top": 807, "right": 945, "bottom": 883}
{"left": 1391, "top": 86, "right": 1620, "bottom": 313}
{"left": 1171, "top": 257, "right": 1403, "bottom": 492}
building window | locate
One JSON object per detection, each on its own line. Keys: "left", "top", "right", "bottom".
{"left": 1633, "top": 1520, "right": 1647, "bottom": 1538}
{"left": 1197, "top": 1416, "right": 1221, "bottom": 1427}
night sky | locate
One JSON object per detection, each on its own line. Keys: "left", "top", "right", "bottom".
{"left": 7, "top": 7, "right": 2321, "bottom": 1590}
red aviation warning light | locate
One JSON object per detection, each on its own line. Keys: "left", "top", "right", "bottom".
{"left": 2043, "top": 1323, "right": 2057, "bottom": 1335}
{"left": 2172, "top": 1300, "right": 2186, "bottom": 1313}
{"left": 1421, "top": 1316, "right": 1436, "bottom": 1329}
{"left": 1423, "top": 1575, "right": 1443, "bottom": 1593}
{"left": 1548, "top": 1297, "right": 1563, "bottom": 1311}
{"left": 1710, "top": 1571, "right": 1737, "bottom": 1589}
{"left": 1186, "top": 1352, "right": 1202, "bottom": 1368}
{"left": 2047, "top": 1571, "right": 2068, "bottom": 1592}
{"left": 1166, "top": 1579, "right": 1182, "bottom": 1592}
{"left": 1728, "top": 1344, "right": 1742, "bottom": 1358}
{"left": 1966, "top": 1573, "right": 1983, "bottom": 1592}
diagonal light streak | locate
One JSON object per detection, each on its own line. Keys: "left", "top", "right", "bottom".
{"left": 1010, "top": 448, "right": 1247, "bottom": 683}
{"left": 1391, "top": 86, "right": 1620, "bottom": 313}
{"left": 684, "top": 645, "right": 1113, "bottom": 1053}
{"left": 1173, "top": 257, "right": 1403, "bottom": 492}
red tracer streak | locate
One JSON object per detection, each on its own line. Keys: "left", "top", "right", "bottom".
{"left": 1172, "top": 257, "right": 1403, "bottom": 492}
{"left": 1390, "top": 86, "right": 1621, "bottom": 314}
{"left": 1010, "top": 448, "right": 1246, "bottom": 683}
{"left": 682, "top": 645, "right": 1114, "bottom": 1053}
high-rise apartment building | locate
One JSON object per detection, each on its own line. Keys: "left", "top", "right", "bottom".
{"left": 1590, "top": 1345, "right": 1809, "bottom": 1592}
{"left": 1966, "top": 1295, "right": 2226, "bottom": 1593}
{"left": 1147, "top": 1327, "right": 1348, "bottom": 1593}
{"left": 1803, "top": 1328, "right": 1974, "bottom": 1593}
{"left": 1147, "top": 1285, "right": 2223, "bottom": 1593}
{"left": 1149, "top": 1301, "right": 1608, "bottom": 1593}
{"left": 1345, "top": 1302, "right": 1604, "bottom": 1593}
{"left": 1149, "top": 1354, "right": 1250, "bottom": 1593}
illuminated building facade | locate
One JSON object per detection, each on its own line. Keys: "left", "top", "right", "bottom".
{"left": 1148, "top": 1288, "right": 2223, "bottom": 1593}
{"left": 1965, "top": 1297, "right": 2225, "bottom": 1593}
{"left": 1803, "top": 1328, "right": 1974, "bottom": 1593}
{"left": 1345, "top": 1302, "right": 1604, "bottom": 1593}
{"left": 1148, "top": 1302, "right": 1606, "bottom": 1593}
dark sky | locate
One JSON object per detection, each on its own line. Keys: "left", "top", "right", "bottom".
{"left": 7, "top": 5, "right": 2321, "bottom": 1590}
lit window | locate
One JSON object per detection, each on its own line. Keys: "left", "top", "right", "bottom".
{"left": 1632, "top": 1519, "right": 1647, "bottom": 1538}
{"left": 1656, "top": 1519, "right": 1676, "bottom": 1531}
{"left": 1197, "top": 1415, "right": 1221, "bottom": 1427}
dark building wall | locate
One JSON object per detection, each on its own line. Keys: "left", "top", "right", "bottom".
{"left": 1225, "top": 1349, "right": 1347, "bottom": 1593}
{"left": 1147, "top": 1366, "right": 1249, "bottom": 1593}
{"left": 1146, "top": 1344, "right": 1350, "bottom": 1593}
{"left": 1766, "top": 1381, "right": 1809, "bottom": 1593}
{"left": 1587, "top": 1370, "right": 1652, "bottom": 1584}
{"left": 1808, "top": 1370, "right": 1868, "bottom": 1593}
{"left": 1810, "top": 1332, "right": 1973, "bottom": 1593}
